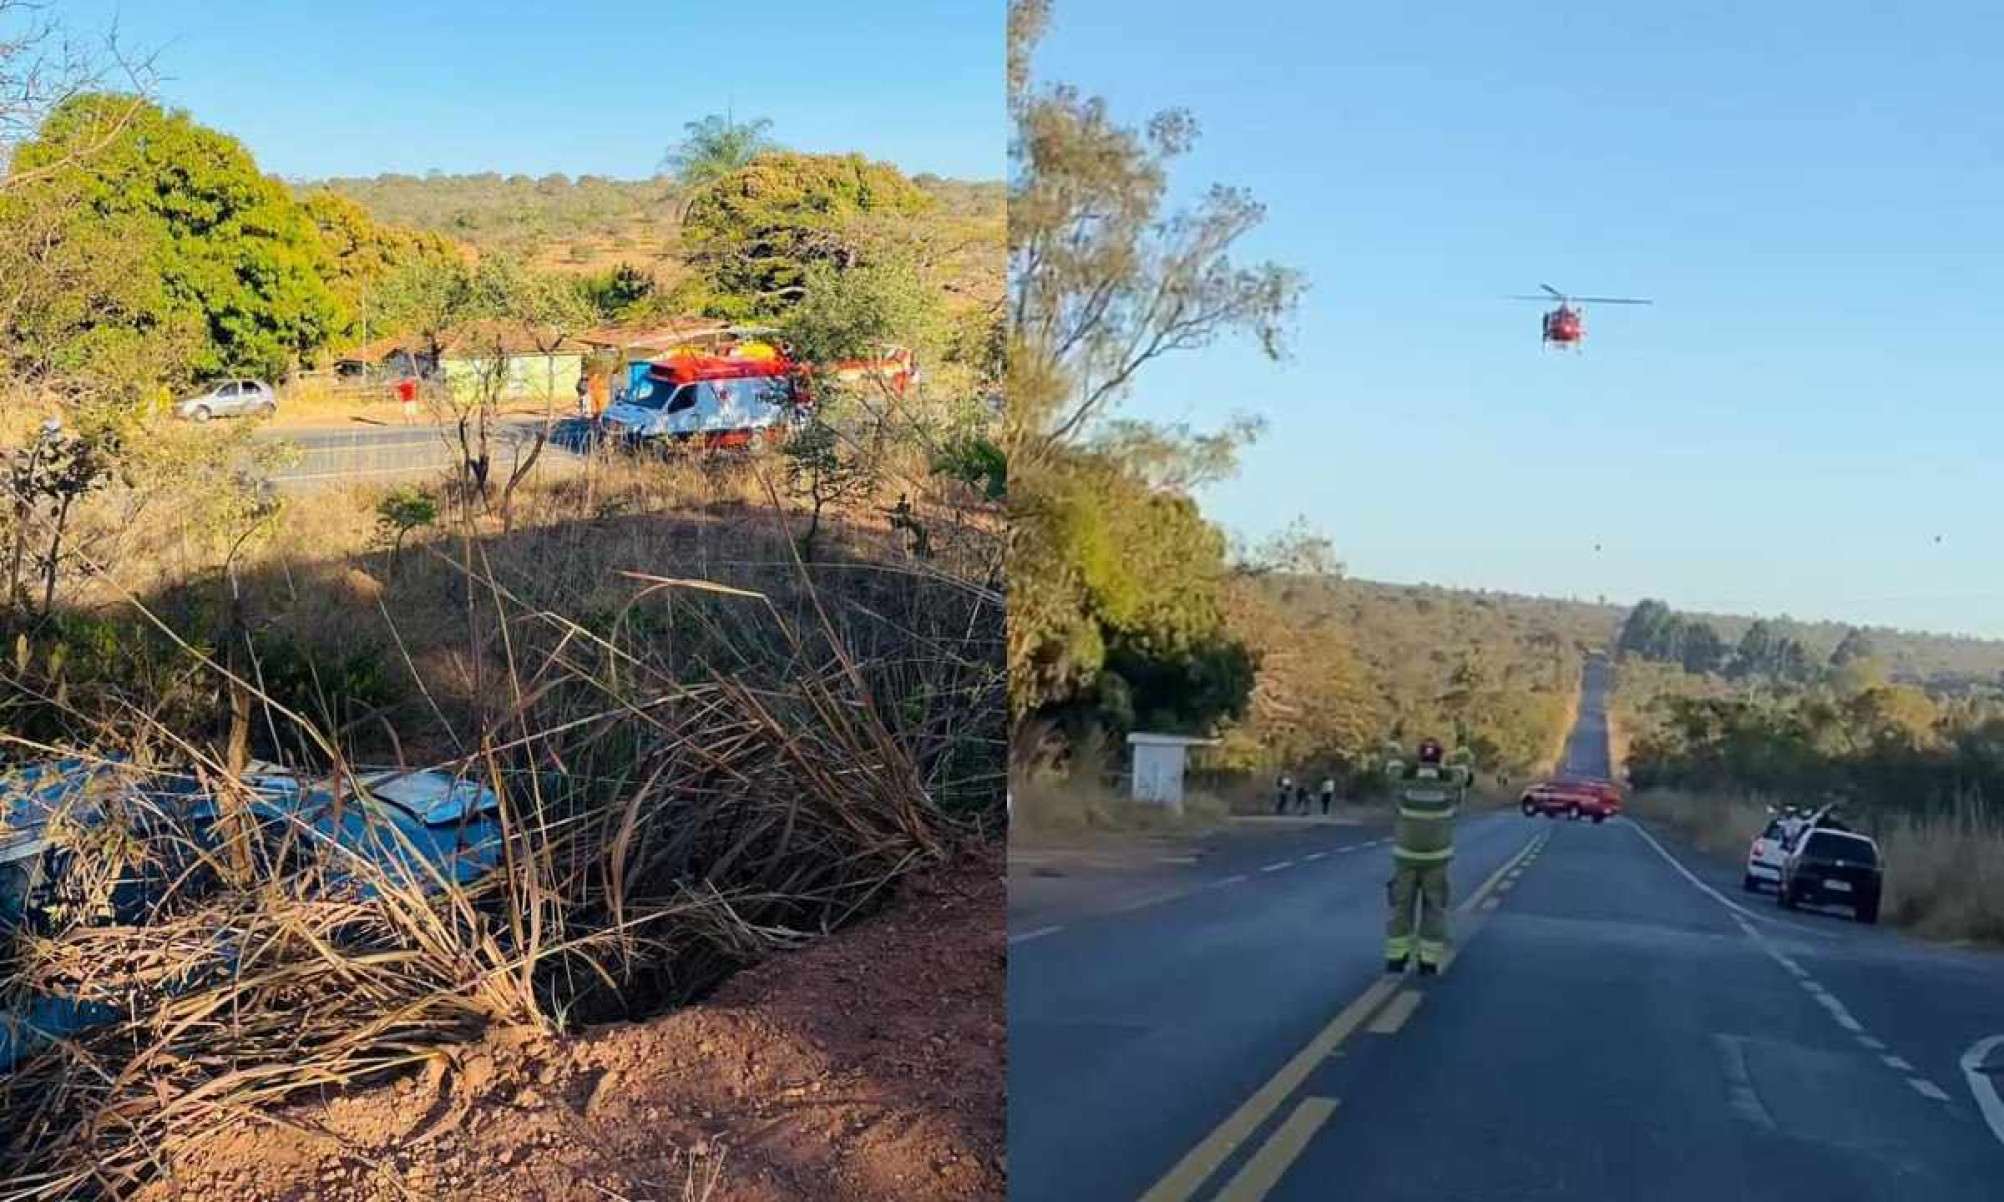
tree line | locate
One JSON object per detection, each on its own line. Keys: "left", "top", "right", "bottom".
{"left": 1614, "top": 601, "right": 2004, "bottom": 822}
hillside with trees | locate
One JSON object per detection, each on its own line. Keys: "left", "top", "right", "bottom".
{"left": 1611, "top": 598, "right": 2004, "bottom": 826}
{"left": 297, "top": 170, "right": 1006, "bottom": 303}
{"left": 1616, "top": 597, "right": 2004, "bottom": 693}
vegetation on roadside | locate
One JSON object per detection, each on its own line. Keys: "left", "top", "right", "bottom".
{"left": 0, "top": 14, "right": 1005, "bottom": 1198}
{"left": 1613, "top": 600, "right": 2004, "bottom": 820}
{"left": 1614, "top": 595, "right": 2004, "bottom": 941}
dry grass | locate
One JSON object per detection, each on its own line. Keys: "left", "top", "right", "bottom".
{"left": 1008, "top": 770, "right": 1228, "bottom": 842}
{"left": 1607, "top": 703, "right": 1631, "bottom": 782}
{"left": 1630, "top": 789, "right": 2004, "bottom": 944}
{"left": 0, "top": 445, "right": 1002, "bottom": 1197}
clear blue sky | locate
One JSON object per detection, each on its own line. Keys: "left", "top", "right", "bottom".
{"left": 59, "top": 1, "right": 1002, "bottom": 180}
{"left": 1035, "top": 0, "right": 2004, "bottom": 640}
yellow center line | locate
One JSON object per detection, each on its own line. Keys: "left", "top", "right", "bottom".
{"left": 1366, "top": 989, "right": 1424, "bottom": 1034}
{"left": 1457, "top": 831, "right": 1543, "bottom": 916}
{"left": 1137, "top": 977, "right": 1401, "bottom": 1202}
{"left": 1214, "top": 1097, "right": 1341, "bottom": 1202}
{"left": 1140, "top": 827, "right": 1547, "bottom": 1202}
{"left": 1439, "top": 831, "right": 1545, "bottom": 974}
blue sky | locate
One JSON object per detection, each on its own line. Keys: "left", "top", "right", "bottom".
{"left": 57, "top": 1, "right": 1002, "bottom": 180}
{"left": 1034, "top": 1, "right": 2004, "bottom": 639}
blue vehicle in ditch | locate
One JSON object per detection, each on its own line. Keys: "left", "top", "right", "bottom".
{"left": 1, "top": 757, "right": 506, "bottom": 1071}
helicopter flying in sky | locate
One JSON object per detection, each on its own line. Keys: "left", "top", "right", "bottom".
{"left": 1509, "top": 284, "right": 1652, "bottom": 350}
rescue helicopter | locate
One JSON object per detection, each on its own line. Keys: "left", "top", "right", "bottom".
{"left": 1508, "top": 283, "right": 1652, "bottom": 350}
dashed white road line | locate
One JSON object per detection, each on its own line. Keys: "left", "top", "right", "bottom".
{"left": 1212, "top": 873, "right": 1250, "bottom": 888}
{"left": 1960, "top": 1035, "right": 2004, "bottom": 1150}
{"left": 1260, "top": 860, "right": 1294, "bottom": 874}
{"left": 1010, "top": 924, "right": 1063, "bottom": 945}
{"left": 1304, "top": 852, "right": 1327, "bottom": 862}
{"left": 1115, "top": 890, "right": 1188, "bottom": 914}
{"left": 1627, "top": 817, "right": 1963, "bottom": 1112}
{"left": 1623, "top": 818, "right": 1835, "bottom": 940}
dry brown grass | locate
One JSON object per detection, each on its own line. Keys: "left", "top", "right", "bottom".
{"left": 1009, "top": 770, "right": 1227, "bottom": 842}
{"left": 1630, "top": 789, "right": 2004, "bottom": 944}
{"left": 0, "top": 440, "right": 1002, "bottom": 1196}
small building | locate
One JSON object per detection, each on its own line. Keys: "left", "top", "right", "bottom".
{"left": 1126, "top": 732, "right": 1221, "bottom": 815}
{"left": 336, "top": 322, "right": 584, "bottom": 403}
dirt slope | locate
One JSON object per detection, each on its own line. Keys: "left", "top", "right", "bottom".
{"left": 136, "top": 851, "right": 1004, "bottom": 1202}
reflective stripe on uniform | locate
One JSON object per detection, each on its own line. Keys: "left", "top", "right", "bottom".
{"left": 1397, "top": 805, "right": 1460, "bottom": 821}
{"left": 1392, "top": 845, "right": 1454, "bottom": 863}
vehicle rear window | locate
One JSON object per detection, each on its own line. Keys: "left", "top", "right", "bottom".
{"left": 1804, "top": 831, "right": 1877, "bottom": 866}
{"left": 1762, "top": 821, "right": 1784, "bottom": 839}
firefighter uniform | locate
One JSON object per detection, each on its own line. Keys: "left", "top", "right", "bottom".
{"left": 1385, "top": 760, "right": 1465, "bottom": 972}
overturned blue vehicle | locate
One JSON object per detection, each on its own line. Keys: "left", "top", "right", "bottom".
{"left": 1, "top": 757, "right": 505, "bottom": 1072}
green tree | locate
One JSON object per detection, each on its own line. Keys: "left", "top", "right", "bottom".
{"left": 1007, "top": 24, "right": 1302, "bottom": 464}
{"left": 680, "top": 152, "right": 934, "bottom": 318}
{"left": 298, "top": 188, "right": 459, "bottom": 344}
{"left": 9, "top": 94, "right": 342, "bottom": 381}
{"left": 1012, "top": 449, "right": 1253, "bottom": 738}
{"left": 579, "top": 262, "right": 658, "bottom": 320}
{"left": 661, "top": 113, "right": 779, "bottom": 189}
{"left": 1007, "top": 0, "right": 1298, "bottom": 752}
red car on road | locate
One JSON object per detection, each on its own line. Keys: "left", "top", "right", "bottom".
{"left": 1520, "top": 777, "right": 1623, "bottom": 823}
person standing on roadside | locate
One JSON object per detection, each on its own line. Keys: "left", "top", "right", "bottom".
{"left": 1320, "top": 775, "right": 1336, "bottom": 815}
{"left": 395, "top": 374, "right": 418, "bottom": 425}
{"left": 1276, "top": 772, "right": 1294, "bottom": 815}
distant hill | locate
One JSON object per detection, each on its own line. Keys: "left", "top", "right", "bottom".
{"left": 290, "top": 171, "right": 1006, "bottom": 290}
{"left": 294, "top": 173, "right": 679, "bottom": 274}
{"left": 1669, "top": 608, "right": 2004, "bottom": 690}
{"left": 1346, "top": 579, "right": 2004, "bottom": 692}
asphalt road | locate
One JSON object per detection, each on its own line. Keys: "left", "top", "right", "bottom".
{"left": 1007, "top": 657, "right": 2004, "bottom": 1201}
{"left": 255, "top": 418, "right": 596, "bottom": 487}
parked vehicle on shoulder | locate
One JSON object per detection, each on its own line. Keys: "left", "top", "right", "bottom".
{"left": 1777, "top": 827, "right": 1882, "bottom": 923}
{"left": 174, "top": 378, "right": 276, "bottom": 422}
{"left": 1742, "top": 818, "right": 1792, "bottom": 892}
{"left": 599, "top": 353, "right": 804, "bottom": 452}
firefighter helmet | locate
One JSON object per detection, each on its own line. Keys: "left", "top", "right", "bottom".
{"left": 1417, "top": 738, "right": 1444, "bottom": 765}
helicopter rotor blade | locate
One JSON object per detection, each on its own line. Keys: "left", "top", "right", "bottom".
{"left": 1539, "top": 283, "right": 1565, "bottom": 299}
{"left": 1570, "top": 296, "right": 1653, "bottom": 305}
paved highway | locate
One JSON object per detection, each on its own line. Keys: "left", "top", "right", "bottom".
{"left": 1008, "top": 657, "right": 2004, "bottom": 1200}
{"left": 255, "top": 418, "right": 596, "bottom": 487}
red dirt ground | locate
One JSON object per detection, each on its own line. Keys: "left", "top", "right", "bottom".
{"left": 135, "top": 849, "right": 1005, "bottom": 1202}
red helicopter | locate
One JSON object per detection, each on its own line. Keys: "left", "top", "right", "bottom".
{"left": 1509, "top": 283, "right": 1652, "bottom": 349}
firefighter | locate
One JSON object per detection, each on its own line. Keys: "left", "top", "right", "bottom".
{"left": 1275, "top": 772, "right": 1294, "bottom": 815}
{"left": 1319, "top": 775, "right": 1336, "bottom": 815}
{"left": 1385, "top": 737, "right": 1464, "bottom": 976}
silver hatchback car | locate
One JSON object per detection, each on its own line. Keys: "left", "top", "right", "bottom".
{"left": 174, "top": 378, "right": 277, "bottom": 422}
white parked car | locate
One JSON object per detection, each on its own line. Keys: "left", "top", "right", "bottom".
{"left": 1742, "top": 816, "right": 1802, "bottom": 892}
{"left": 174, "top": 378, "right": 276, "bottom": 422}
